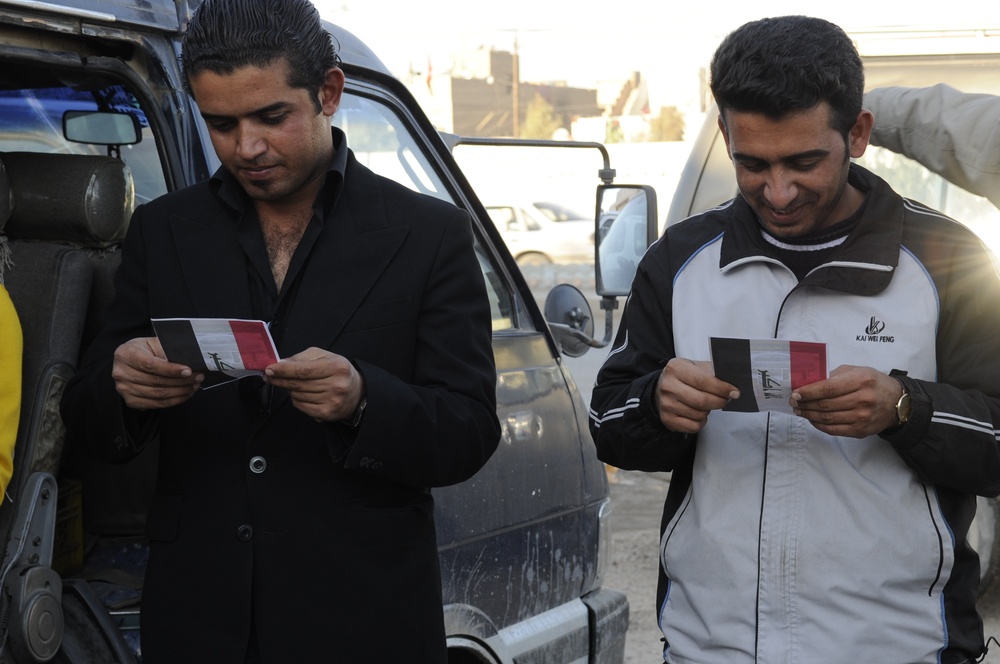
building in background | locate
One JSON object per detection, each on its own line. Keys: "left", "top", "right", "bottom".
{"left": 405, "top": 48, "right": 601, "bottom": 138}
{"left": 403, "top": 48, "right": 688, "bottom": 142}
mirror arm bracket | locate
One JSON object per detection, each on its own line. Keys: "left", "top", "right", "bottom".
{"left": 597, "top": 296, "right": 619, "bottom": 347}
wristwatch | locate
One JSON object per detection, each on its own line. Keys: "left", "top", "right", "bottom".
{"left": 349, "top": 396, "right": 367, "bottom": 428}
{"left": 894, "top": 386, "right": 912, "bottom": 425}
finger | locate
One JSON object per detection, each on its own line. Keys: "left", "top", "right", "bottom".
{"left": 117, "top": 347, "right": 194, "bottom": 379}
{"left": 660, "top": 405, "right": 710, "bottom": 434}
{"left": 794, "top": 378, "right": 881, "bottom": 416}
{"left": 659, "top": 386, "right": 711, "bottom": 430}
{"left": 794, "top": 398, "right": 891, "bottom": 439}
{"left": 664, "top": 368, "right": 735, "bottom": 410}
{"left": 266, "top": 374, "right": 350, "bottom": 398}
{"left": 793, "top": 365, "right": 876, "bottom": 403}
{"left": 266, "top": 358, "right": 336, "bottom": 381}
{"left": 674, "top": 385, "right": 731, "bottom": 413}
{"left": 287, "top": 392, "right": 343, "bottom": 422}
{"left": 658, "top": 386, "right": 725, "bottom": 435}
{"left": 117, "top": 380, "right": 201, "bottom": 410}
{"left": 266, "top": 347, "right": 341, "bottom": 375}
{"left": 792, "top": 379, "right": 844, "bottom": 404}
{"left": 112, "top": 362, "right": 202, "bottom": 390}
{"left": 669, "top": 359, "right": 739, "bottom": 401}
{"left": 687, "top": 369, "right": 740, "bottom": 400}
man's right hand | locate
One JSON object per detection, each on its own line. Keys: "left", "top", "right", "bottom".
{"left": 112, "top": 337, "right": 203, "bottom": 410}
{"left": 657, "top": 358, "right": 739, "bottom": 433}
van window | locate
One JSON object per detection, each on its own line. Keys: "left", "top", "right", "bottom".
{"left": 0, "top": 84, "right": 167, "bottom": 205}
{"left": 333, "top": 92, "right": 515, "bottom": 331}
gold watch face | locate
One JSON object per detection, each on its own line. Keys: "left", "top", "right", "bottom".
{"left": 897, "top": 391, "right": 912, "bottom": 424}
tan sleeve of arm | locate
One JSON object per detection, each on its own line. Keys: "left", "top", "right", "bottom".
{"left": 865, "top": 83, "right": 1000, "bottom": 208}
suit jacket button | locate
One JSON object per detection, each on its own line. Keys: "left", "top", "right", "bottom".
{"left": 249, "top": 456, "right": 267, "bottom": 474}
{"left": 237, "top": 525, "right": 253, "bottom": 542}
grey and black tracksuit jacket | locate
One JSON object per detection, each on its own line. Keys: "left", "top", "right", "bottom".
{"left": 590, "top": 164, "right": 1000, "bottom": 663}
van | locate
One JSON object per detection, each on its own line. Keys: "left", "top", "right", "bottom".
{"left": 0, "top": 0, "right": 641, "bottom": 661}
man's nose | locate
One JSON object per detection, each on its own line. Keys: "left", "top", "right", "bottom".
{"left": 236, "top": 124, "right": 266, "bottom": 160}
{"left": 763, "top": 170, "right": 797, "bottom": 210}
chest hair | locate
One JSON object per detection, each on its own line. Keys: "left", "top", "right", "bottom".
{"left": 260, "top": 211, "right": 311, "bottom": 291}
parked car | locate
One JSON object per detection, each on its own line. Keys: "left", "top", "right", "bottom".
{"left": 535, "top": 200, "right": 592, "bottom": 223}
{"left": 0, "top": 1, "right": 635, "bottom": 661}
{"left": 664, "top": 32, "right": 1000, "bottom": 598}
{"left": 486, "top": 200, "right": 595, "bottom": 266}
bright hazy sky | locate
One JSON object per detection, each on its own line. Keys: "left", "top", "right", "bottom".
{"left": 309, "top": 0, "right": 1000, "bottom": 110}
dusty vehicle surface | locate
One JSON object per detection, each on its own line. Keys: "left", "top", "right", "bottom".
{"left": 665, "top": 30, "right": 1000, "bottom": 599}
{"left": 0, "top": 0, "right": 630, "bottom": 661}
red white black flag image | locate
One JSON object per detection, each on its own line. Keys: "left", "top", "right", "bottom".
{"left": 710, "top": 337, "right": 827, "bottom": 413}
{"left": 152, "top": 318, "right": 280, "bottom": 377}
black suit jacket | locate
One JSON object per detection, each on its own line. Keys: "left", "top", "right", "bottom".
{"left": 62, "top": 148, "right": 500, "bottom": 663}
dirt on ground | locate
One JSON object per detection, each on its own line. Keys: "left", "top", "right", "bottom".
{"left": 604, "top": 469, "right": 668, "bottom": 664}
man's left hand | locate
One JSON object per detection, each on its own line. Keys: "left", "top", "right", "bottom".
{"left": 263, "top": 347, "right": 365, "bottom": 423}
{"left": 790, "top": 365, "right": 903, "bottom": 438}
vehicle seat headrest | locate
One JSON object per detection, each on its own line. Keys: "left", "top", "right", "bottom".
{"left": 0, "top": 152, "right": 134, "bottom": 248}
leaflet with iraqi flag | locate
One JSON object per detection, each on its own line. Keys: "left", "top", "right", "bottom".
{"left": 152, "top": 318, "right": 280, "bottom": 379}
{"left": 710, "top": 337, "right": 828, "bottom": 414}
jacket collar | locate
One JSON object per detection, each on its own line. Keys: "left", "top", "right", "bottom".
{"left": 719, "top": 163, "right": 904, "bottom": 296}
{"left": 209, "top": 126, "right": 350, "bottom": 219}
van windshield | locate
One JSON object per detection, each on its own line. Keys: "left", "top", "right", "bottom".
{"left": 0, "top": 82, "right": 166, "bottom": 205}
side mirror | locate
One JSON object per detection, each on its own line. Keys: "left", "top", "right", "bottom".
{"left": 595, "top": 185, "right": 658, "bottom": 297}
{"left": 543, "top": 284, "right": 595, "bottom": 358}
{"left": 63, "top": 111, "right": 141, "bottom": 146}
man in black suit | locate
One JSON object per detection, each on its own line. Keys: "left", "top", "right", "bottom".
{"left": 60, "top": 0, "right": 500, "bottom": 661}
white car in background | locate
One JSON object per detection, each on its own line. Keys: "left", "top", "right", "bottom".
{"left": 486, "top": 200, "right": 594, "bottom": 266}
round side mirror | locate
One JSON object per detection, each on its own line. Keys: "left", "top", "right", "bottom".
{"left": 543, "top": 284, "right": 595, "bottom": 358}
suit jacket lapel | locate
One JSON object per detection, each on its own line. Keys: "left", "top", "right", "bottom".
{"left": 169, "top": 209, "right": 253, "bottom": 319}
{"left": 279, "top": 157, "right": 408, "bottom": 357}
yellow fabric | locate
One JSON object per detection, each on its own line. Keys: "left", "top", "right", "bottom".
{"left": 0, "top": 285, "right": 20, "bottom": 503}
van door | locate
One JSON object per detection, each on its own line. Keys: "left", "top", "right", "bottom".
{"left": 331, "top": 83, "right": 613, "bottom": 656}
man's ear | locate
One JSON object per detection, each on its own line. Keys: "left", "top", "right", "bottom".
{"left": 848, "top": 109, "right": 874, "bottom": 159}
{"left": 319, "top": 67, "right": 345, "bottom": 117}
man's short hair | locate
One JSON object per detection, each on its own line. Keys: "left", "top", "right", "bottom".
{"left": 709, "top": 15, "right": 864, "bottom": 136}
{"left": 181, "top": 0, "right": 340, "bottom": 104}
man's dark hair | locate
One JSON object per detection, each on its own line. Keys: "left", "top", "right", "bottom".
{"left": 709, "top": 16, "right": 864, "bottom": 136}
{"left": 181, "top": 0, "right": 340, "bottom": 107}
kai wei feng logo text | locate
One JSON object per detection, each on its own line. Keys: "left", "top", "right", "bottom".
{"left": 858, "top": 316, "right": 894, "bottom": 343}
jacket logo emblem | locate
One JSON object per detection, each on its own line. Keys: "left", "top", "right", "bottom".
{"left": 857, "top": 316, "right": 894, "bottom": 343}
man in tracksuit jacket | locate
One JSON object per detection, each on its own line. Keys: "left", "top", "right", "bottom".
{"left": 590, "top": 16, "right": 1000, "bottom": 663}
